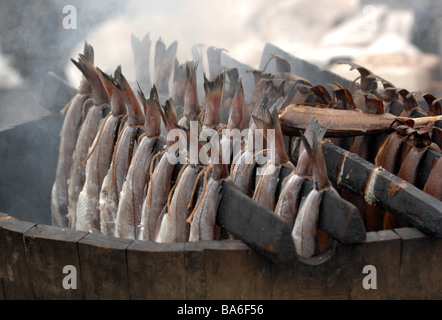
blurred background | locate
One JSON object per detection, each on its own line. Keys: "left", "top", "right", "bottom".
{"left": 1, "top": 0, "right": 442, "bottom": 223}
{"left": 1, "top": 0, "right": 442, "bottom": 90}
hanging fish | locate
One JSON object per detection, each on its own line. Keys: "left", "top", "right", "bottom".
{"left": 188, "top": 141, "right": 231, "bottom": 242}
{"left": 98, "top": 71, "right": 145, "bottom": 236}
{"left": 252, "top": 105, "right": 295, "bottom": 211}
{"left": 75, "top": 66, "right": 126, "bottom": 233}
{"left": 383, "top": 126, "right": 441, "bottom": 229}
{"left": 275, "top": 118, "right": 327, "bottom": 230}
{"left": 292, "top": 118, "right": 337, "bottom": 259}
{"left": 66, "top": 53, "right": 110, "bottom": 229}
{"left": 114, "top": 86, "right": 166, "bottom": 239}
{"left": 230, "top": 84, "right": 279, "bottom": 197}
{"left": 51, "top": 42, "right": 94, "bottom": 228}
{"left": 138, "top": 98, "right": 186, "bottom": 241}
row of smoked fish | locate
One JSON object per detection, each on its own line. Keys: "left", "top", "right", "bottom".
{"left": 51, "top": 36, "right": 442, "bottom": 259}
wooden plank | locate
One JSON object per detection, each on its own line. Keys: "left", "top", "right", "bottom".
{"left": 279, "top": 167, "right": 366, "bottom": 243}
{"left": 23, "top": 224, "right": 88, "bottom": 299}
{"left": 183, "top": 241, "right": 207, "bottom": 300}
{"left": 127, "top": 240, "right": 186, "bottom": 300}
{"left": 348, "top": 230, "right": 401, "bottom": 299}
{"left": 324, "top": 141, "right": 442, "bottom": 238}
{"left": 78, "top": 233, "right": 133, "bottom": 300}
{"left": 394, "top": 227, "right": 442, "bottom": 299}
{"left": 203, "top": 240, "right": 271, "bottom": 299}
{"left": 217, "top": 180, "right": 296, "bottom": 263}
{"left": 270, "top": 243, "right": 350, "bottom": 299}
{"left": 0, "top": 214, "right": 36, "bottom": 299}
{"left": 218, "top": 179, "right": 365, "bottom": 263}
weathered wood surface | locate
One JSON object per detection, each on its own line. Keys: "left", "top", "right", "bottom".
{"left": 394, "top": 227, "right": 442, "bottom": 299}
{"left": 1, "top": 212, "right": 441, "bottom": 299}
{"left": 323, "top": 141, "right": 442, "bottom": 238}
{"left": 0, "top": 214, "right": 35, "bottom": 299}
{"left": 23, "top": 224, "right": 88, "bottom": 299}
{"left": 127, "top": 240, "right": 186, "bottom": 300}
{"left": 78, "top": 233, "right": 132, "bottom": 299}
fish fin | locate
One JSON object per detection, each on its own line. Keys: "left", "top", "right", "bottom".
{"left": 117, "top": 72, "right": 145, "bottom": 127}
{"left": 71, "top": 54, "right": 109, "bottom": 105}
{"left": 300, "top": 118, "right": 331, "bottom": 190}
{"left": 83, "top": 41, "right": 94, "bottom": 65}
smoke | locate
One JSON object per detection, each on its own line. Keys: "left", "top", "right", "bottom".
{"left": 64, "top": 0, "right": 360, "bottom": 87}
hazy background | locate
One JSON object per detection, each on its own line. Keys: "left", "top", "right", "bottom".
{"left": 1, "top": 0, "right": 442, "bottom": 92}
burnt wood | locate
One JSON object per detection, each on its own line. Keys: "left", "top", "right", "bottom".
{"left": 323, "top": 141, "right": 442, "bottom": 238}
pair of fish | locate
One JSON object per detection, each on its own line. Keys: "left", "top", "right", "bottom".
{"left": 51, "top": 42, "right": 94, "bottom": 228}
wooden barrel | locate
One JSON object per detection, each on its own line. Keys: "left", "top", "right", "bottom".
{"left": 1, "top": 55, "right": 441, "bottom": 300}
{"left": 1, "top": 211, "right": 441, "bottom": 300}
